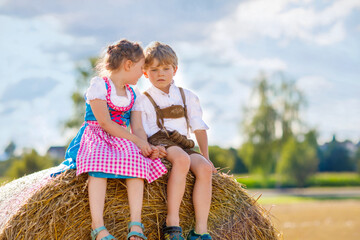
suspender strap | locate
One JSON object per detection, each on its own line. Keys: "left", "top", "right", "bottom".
{"left": 144, "top": 88, "right": 190, "bottom": 136}
{"left": 178, "top": 87, "right": 190, "bottom": 132}
{"left": 144, "top": 91, "right": 170, "bottom": 137}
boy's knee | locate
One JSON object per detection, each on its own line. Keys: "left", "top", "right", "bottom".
{"left": 172, "top": 154, "right": 191, "bottom": 171}
{"left": 197, "top": 161, "right": 213, "bottom": 179}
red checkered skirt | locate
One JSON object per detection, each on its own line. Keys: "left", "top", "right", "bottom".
{"left": 76, "top": 121, "right": 167, "bottom": 183}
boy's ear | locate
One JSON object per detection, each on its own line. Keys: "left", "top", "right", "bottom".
{"left": 173, "top": 66, "right": 178, "bottom": 76}
{"left": 143, "top": 71, "right": 149, "bottom": 78}
{"left": 124, "top": 60, "right": 132, "bottom": 71}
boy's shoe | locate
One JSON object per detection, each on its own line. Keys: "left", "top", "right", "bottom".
{"left": 162, "top": 224, "right": 185, "bottom": 240}
{"left": 186, "top": 229, "right": 212, "bottom": 240}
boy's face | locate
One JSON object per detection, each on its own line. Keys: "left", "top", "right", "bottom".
{"left": 144, "top": 59, "right": 177, "bottom": 93}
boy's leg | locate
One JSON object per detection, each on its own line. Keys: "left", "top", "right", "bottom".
{"left": 126, "top": 178, "right": 145, "bottom": 240}
{"left": 189, "top": 154, "right": 213, "bottom": 234}
{"left": 88, "top": 176, "right": 110, "bottom": 240}
{"left": 165, "top": 146, "right": 191, "bottom": 226}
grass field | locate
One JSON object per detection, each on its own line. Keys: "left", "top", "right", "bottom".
{"left": 251, "top": 188, "right": 360, "bottom": 240}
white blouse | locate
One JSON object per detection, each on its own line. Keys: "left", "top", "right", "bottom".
{"left": 132, "top": 81, "right": 209, "bottom": 137}
{"left": 85, "top": 76, "right": 141, "bottom": 107}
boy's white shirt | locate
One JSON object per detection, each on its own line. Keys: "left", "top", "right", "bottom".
{"left": 132, "top": 80, "right": 209, "bottom": 137}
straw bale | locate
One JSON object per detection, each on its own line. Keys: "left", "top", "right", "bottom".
{"left": 0, "top": 164, "right": 280, "bottom": 240}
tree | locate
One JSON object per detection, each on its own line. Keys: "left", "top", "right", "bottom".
{"left": 319, "top": 135, "right": 354, "bottom": 172}
{"left": 354, "top": 145, "right": 360, "bottom": 174}
{"left": 64, "top": 57, "right": 98, "bottom": 131}
{"left": 240, "top": 74, "right": 277, "bottom": 176}
{"left": 5, "top": 149, "right": 54, "bottom": 179}
{"left": 4, "top": 141, "right": 16, "bottom": 157}
{"left": 239, "top": 73, "right": 307, "bottom": 178}
{"left": 276, "top": 131, "right": 319, "bottom": 187}
{"left": 209, "top": 146, "right": 236, "bottom": 171}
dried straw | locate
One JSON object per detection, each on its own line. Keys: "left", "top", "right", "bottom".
{"left": 0, "top": 163, "right": 280, "bottom": 240}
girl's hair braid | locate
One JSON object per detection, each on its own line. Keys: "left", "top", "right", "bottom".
{"left": 96, "top": 39, "right": 144, "bottom": 76}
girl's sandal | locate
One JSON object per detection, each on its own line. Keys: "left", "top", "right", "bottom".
{"left": 91, "top": 226, "right": 116, "bottom": 240}
{"left": 127, "top": 222, "right": 147, "bottom": 240}
{"left": 163, "top": 224, "right": 185, "bottom": 240}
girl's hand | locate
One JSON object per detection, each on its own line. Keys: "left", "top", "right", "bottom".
{"left": 156, "top": 145, "right": 167, "bottom": 158}
{"left": 149, "top": 146, "right": 159, "bottom": 160}
{"left": 135, "top": 138, "right": 153, "bottom": 157}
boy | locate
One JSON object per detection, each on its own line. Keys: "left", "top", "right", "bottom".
{"left": 131, "top": 42, "right": 216, "bottom": 240}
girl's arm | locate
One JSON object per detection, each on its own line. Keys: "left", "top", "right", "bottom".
{"left": 194, "top": 129, "right": 217, "bottom": 173}
{"left": 90, "top": 99, "right": 153, "bottom": 157}
{"left": 130, "top": 111, "right": 148, "bottom": 141}
{"left": 131, "top": 111, "right": 166, "bottom": 159}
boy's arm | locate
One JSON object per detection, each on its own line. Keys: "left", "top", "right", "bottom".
{"left": 194, "top": 129, "right": 217, "bottom": 173}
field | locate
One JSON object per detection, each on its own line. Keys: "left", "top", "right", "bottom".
{"left": 250, "top": 188, "right": 360, "bottom": 240}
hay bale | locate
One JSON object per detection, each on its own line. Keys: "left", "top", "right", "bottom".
{"left": 0, "top": 164, "right": 280, "bottom": 240}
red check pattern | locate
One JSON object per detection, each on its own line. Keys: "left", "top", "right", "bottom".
{"left": 76, "top": 121, "right": 167, "bottom": 183}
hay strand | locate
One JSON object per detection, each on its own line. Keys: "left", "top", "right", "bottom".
{"left": 0, "top": 164, "right": 280, "bottom": 240}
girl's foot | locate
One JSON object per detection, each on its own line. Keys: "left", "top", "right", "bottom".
{"left": 96, "top": 229, "right": 110, "bottom": 240}
{"left": 127, "top": 222, "right": 147, "bottom": 240}
{"left": 91, "top": 226, "right": 115, "bottom": 240}
{"left": 129, "top": 225, "right": 144, "bottom": 240}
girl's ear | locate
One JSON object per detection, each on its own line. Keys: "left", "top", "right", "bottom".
{"left": 124, "top": 60, "right": 133, "bottom": 71}
{"left": 143, "top": 71, "right": 149, "bottom": 78}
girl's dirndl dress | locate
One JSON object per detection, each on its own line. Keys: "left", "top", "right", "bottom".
{"left": 53, "top": 77, "right": 167, "bottom": 183}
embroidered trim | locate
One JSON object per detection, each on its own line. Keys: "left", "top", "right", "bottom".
{"left": 103, "top": 77, "right": 134, "bottom": 112}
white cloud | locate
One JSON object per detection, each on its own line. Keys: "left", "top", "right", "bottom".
{"left": 297, "top": 75, "right": 334, "bottom": 93}
{"left": 210, "top": 0, "right": 360, "bottom": 46}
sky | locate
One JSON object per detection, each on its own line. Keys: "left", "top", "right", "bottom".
{"left": 0, "top": 0, "right": 359, "bottom": 154}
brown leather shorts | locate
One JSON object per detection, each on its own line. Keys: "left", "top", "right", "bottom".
{"left": 148, "top": 130, "right": 200, "bottom": 156}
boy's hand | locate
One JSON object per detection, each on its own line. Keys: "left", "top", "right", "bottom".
{"left": 149, "top": 145, "right": 159, "bottom": 160}
{"left": 208, "top": 159, "right": 217, "bottom": 174}
{"left": 156, "top": 145, "right": 167, "bottom": 158}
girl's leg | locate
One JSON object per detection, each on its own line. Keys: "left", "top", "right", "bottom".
{"left": 126, "top": 178, "right": 145, "bottom": 240}
{"left": 88, "top": 176, "right": 110, "bottom": 240}
{"left": 189, "top": 154, "right": 213, "bottom": 234}
{"left": 165, "top": 146, "right": 191, "bottom": 226}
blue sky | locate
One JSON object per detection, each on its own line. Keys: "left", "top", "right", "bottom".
{"left": 0, "top": 0, "right": 359, "bottom": 154}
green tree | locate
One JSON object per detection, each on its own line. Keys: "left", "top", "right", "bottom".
{"left": 4, "top": 141, "right": 16, "bottom": 157}
{"left": 319, "top": 135, "right": 354, "bottom": 172}
{"left": 239, "top": 73, "right": 307, "bottom": 179}
{"left": 355, "top": 146, "right": 360, "bottom": 174}
{"left": 209, "top": 146, "right": 236, "bottom": 171}
{"left": 276, "top": 132, "right": 318, "bottom": 187}
{"left": 273, "top": 73, "right": 305, "bottom": 143}
{"left": 240, "top": 74, "right": 277, "bottom": 176}
{"left": 64, "top": 57, "right": 98, "bottom": 131}
{"left": 5, "top": 149, "right": 54, "bottom": 179}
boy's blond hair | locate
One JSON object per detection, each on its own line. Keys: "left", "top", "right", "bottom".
{"left": 144, "top": 41, "right": 178, "bottom": 69}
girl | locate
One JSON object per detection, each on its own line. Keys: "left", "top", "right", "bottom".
{"left": 63, "top": 39, "right": 167, "bottom": 240}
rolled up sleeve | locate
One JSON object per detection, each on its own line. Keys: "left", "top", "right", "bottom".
{"left": 186, "top": 91, "right": 209, "bottom": 133}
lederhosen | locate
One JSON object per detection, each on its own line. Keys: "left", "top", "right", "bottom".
{"left": 144, "top": 88, "right": 200, "bottom": 156}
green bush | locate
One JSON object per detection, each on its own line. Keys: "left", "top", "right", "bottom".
{"left": 235, "top": 172, "right": 360, "bottom": 188}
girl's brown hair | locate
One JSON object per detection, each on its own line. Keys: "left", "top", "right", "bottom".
{"left": 96, "top": 39, "right": 144, "bottom": 76}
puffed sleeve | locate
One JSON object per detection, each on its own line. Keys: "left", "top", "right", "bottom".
{"left": 85, "top": 77, "right": 107, "bottom": 103}
{"left": 185, "top": 90, "right": 209, "bottom": 132}
{"left": 132, "top": 88, "right": 144, "bottom": 111}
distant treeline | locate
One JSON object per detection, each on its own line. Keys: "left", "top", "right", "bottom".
{"left": 1, "top": 136, "right": 359, "bottom": 182}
